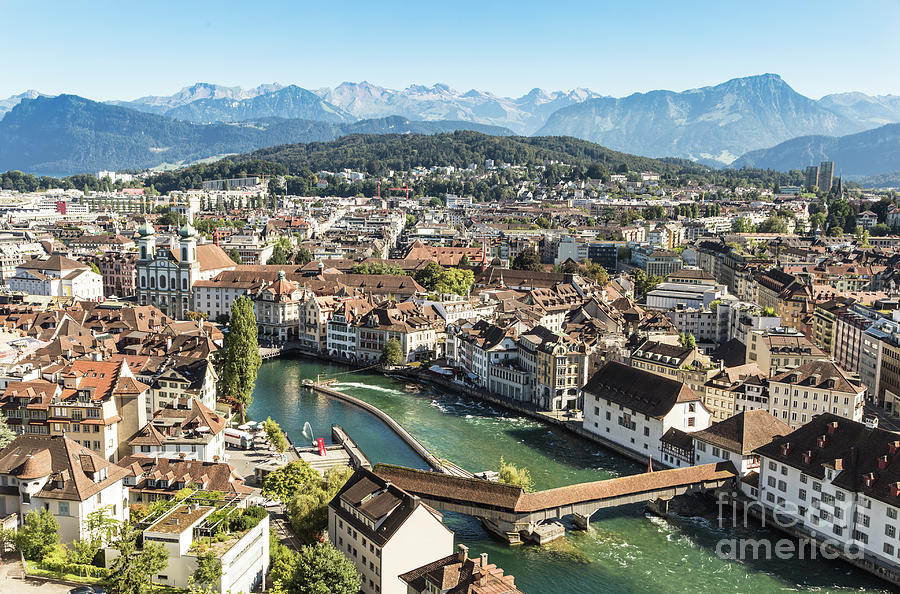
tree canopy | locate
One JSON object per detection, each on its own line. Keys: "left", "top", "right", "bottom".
{"left": 221, "top": 295, "right": 262, "bottom": 422}
{"left": 511, "top": 248, "right": 541, "bottom": 271}
{"left": 262, "top": 460, "right": 320, "bottom": 502}
{"left": 264, "top": 416, "right": 289, "bottom": 453}
{"left": 498, "top": 457, "right": 534, "bottom": 492}
{"left": 413, "top": 262, "right": 474, "bottom": 295}
{"left": 381, "top": 338, "right": 403, "bottom": 367}
{"left": 16, "top": 508, "right": 58, "bottom": 561}
{"left": 286, "top": 466, "right": 354, "bottom": 543}
{"left": 105, "top": 523, "right": 168, "bottom": 594}
{"left": 272, "top": 541, "right": 360, "bottom": 594}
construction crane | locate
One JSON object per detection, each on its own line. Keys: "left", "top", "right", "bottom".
{"left": 389, "top": 185, "right": 413, "bottom": 200}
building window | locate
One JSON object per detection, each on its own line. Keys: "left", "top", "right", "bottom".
{"left": 58, "top": 501, "right": 69, "bottom": 516}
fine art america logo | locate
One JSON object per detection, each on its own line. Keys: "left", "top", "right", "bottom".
{"left": 714, "top": 492, "right": 865, "bottom": 561}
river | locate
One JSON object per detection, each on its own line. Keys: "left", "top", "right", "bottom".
{"left": 248, "top": 356, "right": 889, "bottom": 593}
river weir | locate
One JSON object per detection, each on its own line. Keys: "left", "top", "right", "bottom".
{"left": 249, "top": 356, "right": 892, "bottom": 593}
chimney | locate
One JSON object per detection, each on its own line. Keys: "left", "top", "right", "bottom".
{"left": 480, "top": 552, "right": 488, "bottom": 568}
{"left": 457, "top": 544, "right": 469, "bottom": 563}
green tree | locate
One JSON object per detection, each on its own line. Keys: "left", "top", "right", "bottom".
{"left": 645, "top": 274, "right": 664, "bottom": 293}
{"left": 89, "top": 261, "right": 101, "bottom": 275}
{"left": 731, "top": 217, "right": 755, "bottom": 233}
{"left": 381, "top": 338, "right": 403, "bottom": 367}
{"left": 105, "top": 523, "right": 168, "bottom": 594}
{"left": 871, "top": 223, "right": 891, "bottom": 237}
{"left": 459, "top": 254, "right": 470, "bottom": 267}
{"left": 511, "top": 248, "right": 541, "bottom": 271}
{"left": 349, "top": 262, "right": 406, "bottom": 275}
{"left": 264, "top": 416, "right": 289, "bottom": 453}
{"left": 582, "top": 261, "right": 609, "bottom": 286}
{"left": 295, "top": 247, "right": 313, "bottom": 265}
{"left": 16, "top": 508, "right": 58, "bottom": 561}
{"left": 558, "top": 260, "right": 580, "bottom": 274}
{"left": 534, "top": 216, "right": 552, "bottom": 229}
{"left": 413, "top": 261, "right": 444, "bottom": 290}
{"left": 269, "top": 243, "right": 289, "bottom": 266}
{"left": 757, "top": 216, "right": 788, "bottom": 234}
{"left": 0, "top": 412, "right": 15, "bottom": 448}
{"left": 193, "top": 551, "right": 222, "bottom": 590}
{"left": 262, "top": 460, "right": 320, "bottom": 502}
{"left": 283, "top": 541, "right": 360, "bottom": 594}
{"left": 498, "top": 457, "right": 534, "bottom": 492}
{"left": 809, "top": 212, "right": 826, "bottom": 232}
{"left": 286, "top": 466, "right": 354, "bottom": 543}
{"left": 228, "top": 247, "right": 243, "bottom": 265}
{"left": 632, "top": 268, "right": 647, "bottom": 295}
{"left": 679, "top": 333, "right": 697, "bottom": 349}
{"left": 221, "top": 296, "right": 261, "bottom": 423}
{"left": 432, "top": 268, "right": 475, "bottom": 296}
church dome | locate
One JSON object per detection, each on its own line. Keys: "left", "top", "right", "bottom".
{"left": 137, "top": 221, "right": 155, "bottom": 237}
{"left": 179, "top": 222, "right": 197, "bottom": 238}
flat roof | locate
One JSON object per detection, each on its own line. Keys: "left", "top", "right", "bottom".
{"left": 146, "top": 504, "right": 213, "bottom": 535}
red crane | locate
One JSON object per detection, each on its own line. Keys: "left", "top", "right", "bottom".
{"left": 389, "top": 185, "right": 413, "bottom": 200}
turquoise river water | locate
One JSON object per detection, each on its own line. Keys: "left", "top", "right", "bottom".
{"left": 248, "top": 357, "right": 890, "bottom": 593}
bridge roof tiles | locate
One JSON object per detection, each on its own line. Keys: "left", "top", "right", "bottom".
{"left": 514, "top": 462, "right": 736, "bottom": 512}
{"left": 375, "top": 465, "right": 524, "bottom": 511}
{"left": 375, "top": 462, "right": 736, "bottom": 515}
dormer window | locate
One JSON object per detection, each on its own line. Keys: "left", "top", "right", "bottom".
{"left": 817, "top": 435, "right": 827, "bottom": 448}
{"left": 781, "top": 443, "right": 792, "bottom": 456}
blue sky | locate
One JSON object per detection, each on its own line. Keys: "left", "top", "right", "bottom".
{"left": 3, "top": 0, "right": 899, "bottom": 100}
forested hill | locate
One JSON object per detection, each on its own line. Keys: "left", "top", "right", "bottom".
{"left": 237, "top": 131, "right": 705, "bottom": 175}
{"left": 146, "top": 131, "right": 813, "bottom": 194}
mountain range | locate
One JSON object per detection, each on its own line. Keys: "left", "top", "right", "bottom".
{"left": 0, "top": 95, "right": 512, "bottom": 175}
{"left": 1, "top": 75, "right": 899, "bottom": 176}
{"left": 732, "top": 123, "right": 900, "bottom": 179}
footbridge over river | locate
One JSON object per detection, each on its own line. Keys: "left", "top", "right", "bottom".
{"left": 374, "top": 461, "right": 737, "bottom": 544}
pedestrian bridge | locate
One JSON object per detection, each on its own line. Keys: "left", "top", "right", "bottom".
{"left": 374, "top": 461, "right": 736, "bottom": 540}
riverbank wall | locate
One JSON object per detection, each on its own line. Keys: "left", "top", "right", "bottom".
{"left": 305, "top": 382, "right": 446, "bottom": 473}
